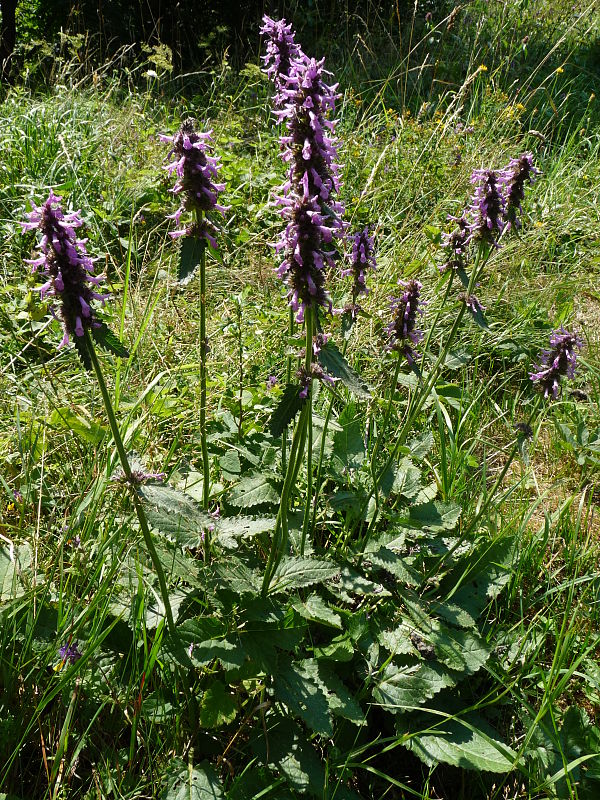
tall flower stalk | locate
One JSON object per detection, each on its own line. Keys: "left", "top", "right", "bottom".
{"left": 161, "top": 119, "right": 227, "bottom": 509}
{"left": 21, "top": 192, "right": 177, "bottom": 634}
{"left": 261, "top": 19, "right": 344, "bottom": 591}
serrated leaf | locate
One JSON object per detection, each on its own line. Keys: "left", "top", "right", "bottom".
{"left": 332, "top": 407, "right": 365, "bottom": 471}
{"left": 367, "top": 546, "right": 421, "bottom": 586}
{"left": 48, "top": 406, "right": 107, "bottom": 445}
{"left": 274, "top": 659, "right": 333, "bottom": 735}
{"left": 215, "top": 516, "right": 276, "bottom": 549}
{"left": 0, "top": 544, "right": 30, "bottom": 601}
{"left": 409, "top": 501, "right": 461, "bottom": 531}
{"left": 269, "top": 557, "right": 340, "bottom": 593}
{"left": 199, "top": 681, "right": 238, "bottom": 728}
{"left": 392, "top": 458, "right": 423, "bottom": 498}
{"left": 139, "top": 483, "right": 213, "bottom": 547}
{"left": 73, "top": 333, "right": 92, "bottom": 370}
{"left": 319, "top": 665, "right": 366, "bottom": 726}
{"left": 405, "top": 715, "right": 516, "bottom": 772}
{"left": 219, "top": 450, "right": 241, "bottom": 474}
{"left": 318, "top": 341, "right": 370, "bottom": 398}
{"left": 250, "top": 716, "right": 326, "bottom": 793}
{"left": 228, "top": 473, "right": 279, "bottom": 508}
{"left": 161, "top": 759, "right": 224, "bottom": 799}
{"left": 92, "top": 322, "right": 129, "bottom": 358}
{"left": 292, "top": 594, "right": 342, "bottom": 628}
{"left": 269, "top": 383, "right": 306, "bottom": 437}
{"left": 215, "top": 560, "right": 261, "bottom": 595}
{"left": 408, "top": 431, "right": 435, "bottom": 461}
{"left": 314, "top": 634, "right": 354, "bottom": 662}
{"left": 373, "top": 662, "right": 456, "bottom": 710}
{"left": 330, "top": 566, "right": 391, "bottom": 601}
{"left": 178, "top": 235, "right": 205, "bottom": 284}
{"left": 378, "top": 622, "right": 418, "bottom": 656}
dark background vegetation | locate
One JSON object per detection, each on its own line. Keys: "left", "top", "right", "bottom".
{"left": 2, "top": 0, "right": 450, "bottom": 73}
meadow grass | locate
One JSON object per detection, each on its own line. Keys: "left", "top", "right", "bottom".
{"left": 1, "top": 2, "right": 599, "bottom": 798}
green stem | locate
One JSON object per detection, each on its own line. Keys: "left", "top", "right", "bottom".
{"left": 262, "top": 307, "right": 313, "bottom": 593}
{"left": 198, "top": 223, "right": 210, "bottom": 510}
{"left": 282, "top": 306, "right": 295, "bottom": 474}
{"left": 300, "top": 308, "right": 315, "bottom": 555}
{"left": 85, "top": 331, "right": 176, "bottom": 635}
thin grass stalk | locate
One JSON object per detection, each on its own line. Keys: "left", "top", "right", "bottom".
{"left": 85, "top": 330, "right": 176, "bottom": 635}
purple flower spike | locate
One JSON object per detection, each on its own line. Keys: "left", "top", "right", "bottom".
{"left": 59, "top": 641, "right": 82, "bottom": 665}
{"left": 21, "top": 192, "right": 108, "bottom": 348}
{"left": 386, "top": 279, "right": 425, "bottom": 362}
{"left": 530, "top": 327, "right": 583, "bottom": 399}
{"left": 268, "top": 36, "right": 345, "bottom": 321}
{"left": 260, "top": 15, "right": 305, "bottom": 102}
{"left": 161, "top": 119, "right": 228, "bottom": 244}
{"left": 499, "top": 152, "right": 539, "bottom": 230}
{"left": 466, "top": 168, "right": 506, "bottom": 246}
{"left": 342, "top": 226, "right": 377, "bottom": 313}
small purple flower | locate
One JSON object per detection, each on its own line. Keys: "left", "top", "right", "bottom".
{"left": 440, "top": 214, "right": 470, "bottom": 272}
{"left": 59, "top": 641, "right": 82, "bottom": 665}
{"left": 111, "top": 468, "right": 165, "bottom": 485}
{"left": 530, "top": 327, "right": 583, "bottom": 399}
{"left": 297, "top": 362, "right": 337, "bottom": 398}
{"left": 465, "top": 168, "right": 506, "bottom": 245}
{"left": 160, "top": 119, "right": 228, "bottom": 244}
{"left": 20, "top": 192, "right": 109, "bottom": 349}
{"left": 499, "top": 152, "right": 539, "bottom": 230}
{"left": 342, "top": 226, "right": 377, "bottom": 312}
{"left": 312, "top": 332, "right": 329, "bottom": 356}
{"left": 260, "top": 15, "right": 305, "bottom": 101}
{"left": 386, "top": 279, "right": 425, "bottom": 362}
{"left": 266, "top": 374, "right": 278, "bottom": 390}
{"left": 460, "top": 293, "right": 486, "bottom": 313}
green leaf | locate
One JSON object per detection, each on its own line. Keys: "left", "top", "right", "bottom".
{"left": 373, "top": 662, "right": 456, "bottom": 711}
{"left": 219, "top": 450, "right": 241, "bottom": 475}
{"left": 0, "top": 544, "right": 30, "bottom": 601}
{"left": 408, "top": 431, "right": 435, "bottom": 461}
{"left": 250, "top": 716, "right": 326, "bottom": 794}
{"left": 139, "top": 483, "right": 213, "bottom": 547}
{"left": 73, "top": 333, "right": 92, "bottom": 370}
{"left": 405, "top": 715, "right": 516, "bottom": 772}
{"left": 269, "top": 557, "right": 340, "bottom": 593}
{"left": 161, "top": 759, "right": 224, "bottom": 799}
{"left": 332, "top": 406, "right": 365, "bottom": 471}
{"left": 273, "top": 659, "right": 333, "bottom": 735}
{"left": 318, "top": 341, "right": 370, "bottom": 399}
{"left": 329, "top": 566, "right": 391, "bottom": 602}
{"left": 314, "top": 635, "right": 354, "bottom": 662}
{"left": 392, "top": 458, "right": 423, "bottom": 499}
{"left": 91, "top": 322, "right": 129, "bottom": 358}
{"left": 269, "top": 383, "right": 306, "bottom": 438}
{"left": 228, "top": 473, "right": 279, "bottom": 508}
{"left": 409, "top": 500, "right": 461, "bottom": 531}
{"left": 199, "top": 682, "right": 238, "bottom": 728}
{"left": 366, "top": 546, "right": 421, "bottom": 586}
{"left": 465, "top": 300, "right": 491, "bottom": 331}
{"left": 48, "top": 406, "right": 107, "bottom": 445}
{"left": 215, "top": 559, "right": 262, "bottom": 595}
{"left": 318, "top": 665, "right": 366, "bottom": 726}
{"left": 215, "top": 516, "right": 276, "bottom": 549}
{"left": 292, "top": 594, "right": 342, "bottom": 629}
{"left": 178, "top": 236, "right": 205, "bottom": 285}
